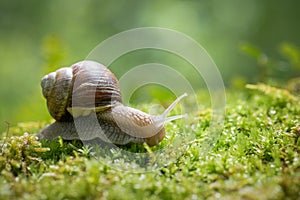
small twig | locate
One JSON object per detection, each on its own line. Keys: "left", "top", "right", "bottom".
{"left": 181, "top": 138, "right": 206, "bottom": 147}
{"left": 1, "top": 121, "right": 10, "bottom": 150}
{"left": 143, "top": 142, "right": 156, "bottom": 164}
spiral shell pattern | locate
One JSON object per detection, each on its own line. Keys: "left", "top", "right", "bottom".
{"left": 41, "top": 60, "right": 122, "bottom": 121}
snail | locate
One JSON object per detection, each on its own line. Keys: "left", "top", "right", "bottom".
{"left": 37, "top": 60, "right": 187, "bottom": 146}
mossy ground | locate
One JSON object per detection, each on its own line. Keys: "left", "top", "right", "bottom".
{"left": 0, "top": 84, "right": 299, "bottom": 200}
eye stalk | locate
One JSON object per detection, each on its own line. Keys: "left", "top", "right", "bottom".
{"left": 154, "top": 93, "right": 188, "bottom": 126}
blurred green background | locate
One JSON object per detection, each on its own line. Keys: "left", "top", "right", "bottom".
{"left": 1, "top": 0, "right": 300, "bottom": 133}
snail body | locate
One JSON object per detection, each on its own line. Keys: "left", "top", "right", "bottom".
{"left": 38, "top": 60, "right": 186, "bottom": 146}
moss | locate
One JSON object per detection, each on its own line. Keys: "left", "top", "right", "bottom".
{"left": 0, "top": 84, "right": 299, "bottom": 199}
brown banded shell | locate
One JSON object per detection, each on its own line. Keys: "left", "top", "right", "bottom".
{"left": 41, "top": 60, "right": 122, "bottom": 121}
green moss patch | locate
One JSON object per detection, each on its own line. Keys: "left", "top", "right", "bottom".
{"left": 1, "top": 84, "right": 299, "bottom": 200}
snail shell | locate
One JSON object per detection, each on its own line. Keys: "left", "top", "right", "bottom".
{"left": 38, "top": 60, "right": 187, "bottom": 146}
{"left": 41, "top": 61, "right": 121, "bottom": 121}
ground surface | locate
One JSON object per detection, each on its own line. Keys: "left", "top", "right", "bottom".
{"left": 0, "top": 84, "right": 299, "bottom": 200}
